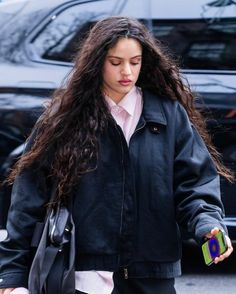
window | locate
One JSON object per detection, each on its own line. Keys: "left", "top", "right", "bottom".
{"left": 151, "top": 18, "right": 236, "bottom": 70}
{"left": 30, "top": 0, "right": 236, "bottom": 70}
{"left": 31, "top": 1, "right": 122, "bottom": 63}
{"left": 152, "top": 26, "right": 174, "bottom": 37}
{"left": 187, "top": 42, "right": 226, "bottom": 60}
{"left": 29, "top": 0, "right": 163, "bottom": 64}
{"left": 209, "top": 23, "right": 236, "bottom": 34}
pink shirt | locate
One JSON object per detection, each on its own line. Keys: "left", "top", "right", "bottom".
{"left": 105, "top": 86, "right": 143, "bottom": 145}
{"left": 11, "top": 87, "right": 143, "bottom": 294}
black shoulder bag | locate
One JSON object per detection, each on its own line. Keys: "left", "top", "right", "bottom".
{"left": 28, "top": 194, "right": 75, "bottom": 294}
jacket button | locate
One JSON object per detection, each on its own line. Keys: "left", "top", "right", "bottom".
{"left": 0, "top": 278, "right": 3, "bottom": 283}
{"left": 150, "top": 126, "right": 160, "bottom": 133}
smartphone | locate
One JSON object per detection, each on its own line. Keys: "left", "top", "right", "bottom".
{"left": 202, "top": 230, "right": 228, "bottom": 266}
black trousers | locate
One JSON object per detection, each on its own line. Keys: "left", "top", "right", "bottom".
{"left": 75, "top": 272, "right": 176, "bottom": 294}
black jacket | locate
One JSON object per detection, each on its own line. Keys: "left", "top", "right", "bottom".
{"left": 0, "top": 90, "right": 227, "bottom": 288}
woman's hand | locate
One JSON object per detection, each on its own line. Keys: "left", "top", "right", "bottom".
{"left": 0, "top": 289, "right": 15, "bottom": 294}
{"left": 205, "top": 227, "right": 233, "bottom": 264}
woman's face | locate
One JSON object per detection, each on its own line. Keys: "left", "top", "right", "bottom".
{"left": 102, "top": 37, "right": 142, "bottom": 103}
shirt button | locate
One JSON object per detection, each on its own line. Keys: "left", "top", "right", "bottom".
{"left": 0, "top": 278, "right": 3, "bottom": 283}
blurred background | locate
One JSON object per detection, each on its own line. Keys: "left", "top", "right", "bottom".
{"left": 0, "top": 0, "right": 236, "bottom": 293}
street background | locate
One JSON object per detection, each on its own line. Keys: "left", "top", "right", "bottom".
{"left": 175, "top": 242, "right": 236, "bottom": 293}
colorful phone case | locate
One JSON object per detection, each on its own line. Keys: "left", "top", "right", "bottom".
{"left": 202, "top": 231, "right": 228, "bottom": 266}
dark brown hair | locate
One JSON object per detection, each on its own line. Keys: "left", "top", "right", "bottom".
{"left": 8, "top": 16, "right": 234, "bottom": 200}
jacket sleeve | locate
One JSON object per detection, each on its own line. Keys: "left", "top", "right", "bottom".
{"left": 174, "top": 103, "right": 227, "bottom": 244}
{"left": 0, "top": 128, "right": 50, "bottom": 288}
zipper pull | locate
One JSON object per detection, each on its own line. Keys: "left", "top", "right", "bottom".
{"left": 124, "top": 268, "right": 128, "bottom": 279}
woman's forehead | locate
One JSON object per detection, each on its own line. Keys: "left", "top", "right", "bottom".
{"left": 107, "top": 38, "right": 142, "bottom": 57}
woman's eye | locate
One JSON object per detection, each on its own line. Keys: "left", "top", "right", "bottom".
{"left": 110, "top": 61, "right": 140, "bottom": 66}
{"left": 111, "top": 62, "right": 120, "bottom": 66}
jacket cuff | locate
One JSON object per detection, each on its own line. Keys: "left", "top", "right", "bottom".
{"left": 195, "top": 222, "right": 228, "bottom": 244}
{"left": 0, "top": 271, "right": 28, "bottom": 289}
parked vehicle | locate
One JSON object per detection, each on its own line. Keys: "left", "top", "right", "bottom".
{"left": 0, "top": 0, "right": 236, "bottom": 240}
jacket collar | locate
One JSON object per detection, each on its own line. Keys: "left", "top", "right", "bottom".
{"left": 141, "top": 90, "right": 167, "bottom": 126}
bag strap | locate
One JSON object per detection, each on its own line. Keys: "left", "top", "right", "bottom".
{"left": 30, "top": 181, "right": 59, "bottom": 248}
{"left": 46, "top": 247, "right": 65, "bottom": 293}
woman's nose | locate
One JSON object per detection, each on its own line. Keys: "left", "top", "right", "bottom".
{"left": 121, "top": 63, "right": 132, "bottom": 75}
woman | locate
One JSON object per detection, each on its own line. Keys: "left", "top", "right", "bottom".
{"left": 0, "top": 16, "right": 234, "bottom": 294}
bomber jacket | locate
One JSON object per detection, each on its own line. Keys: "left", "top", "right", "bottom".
{"left": 0, "top": 90, "right": 227, "bottom": 288}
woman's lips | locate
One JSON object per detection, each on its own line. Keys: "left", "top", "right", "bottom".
{"left": 119, "top": 80, "right": 132, "bottom": 86}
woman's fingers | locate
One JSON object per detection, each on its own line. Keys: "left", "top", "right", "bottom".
{"left": 204, "top": 226, "right": 219, "bottom": 239}
{"left": 214, "top": 235, "right": 234, "bottom": 264}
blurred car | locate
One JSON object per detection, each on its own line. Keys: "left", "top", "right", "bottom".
{"left": 0, "top": 0, "right": 236, "bottom": 240}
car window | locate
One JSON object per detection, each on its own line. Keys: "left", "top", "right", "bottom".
{"left": 31, "top": 0, "right": 130, "bottom": 63}
{"left": 151, "top": 18, "right": 236, "bottom": 70}
{"left": 30, "top": 0, "right": 236, "bottom": 70}
{"left": 30, "top": 0, "right": 158, "bottom": 63}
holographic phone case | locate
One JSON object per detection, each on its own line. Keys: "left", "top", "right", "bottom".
{"left": 202, "top": 230, "right": 228, "bottom": 266}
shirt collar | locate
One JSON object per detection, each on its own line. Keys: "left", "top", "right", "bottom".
{"left": 105, "top": 86, "right": 141, "bottom": 117}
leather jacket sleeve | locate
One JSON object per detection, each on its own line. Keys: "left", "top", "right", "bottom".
{"left": 174, "top": 103, "right": 227, "bottom": 244}
{"left": 0, "top": 128, "right": 50, "bottom": 288}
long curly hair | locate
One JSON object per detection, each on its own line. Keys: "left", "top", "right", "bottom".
{"left": 8, "top": 16, "right": 234, "bottom": 200}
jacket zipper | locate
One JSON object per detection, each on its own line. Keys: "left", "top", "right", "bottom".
{"left": 129, "top": 121, "right": 146, "bottom": 143}
{"left": 115, "top": 124, "right": 126, "bottom": 239}
{"left": 115, "top": 121, "right": 146, "bottom": 279}
{"left": 122, "top": 122, "right": 146, "bottom": 280}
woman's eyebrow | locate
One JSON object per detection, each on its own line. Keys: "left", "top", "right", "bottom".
{"left": 107, "top": 55, "right": 142, "bottom": 59}
{"left": 131, "top": 55, "right": 142, "bottom": 59}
